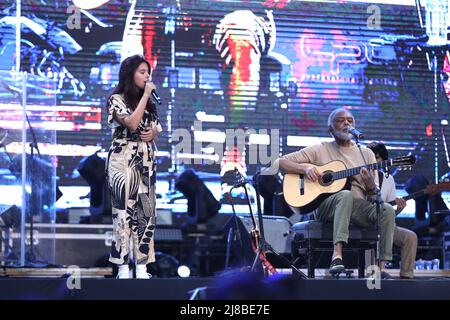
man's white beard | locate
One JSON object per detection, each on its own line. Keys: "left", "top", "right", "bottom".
{"left": 333, "top": 129, "right": 352, "bottom": 141}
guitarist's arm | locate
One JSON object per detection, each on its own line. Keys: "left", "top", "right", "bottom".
{"left": 384, "top": 174, "right": 407, "bottom": 214}
{"left": 394, "top": 198, "right": 406, "bottom": 214}
{"left": 278, "top": 158, "right": 322, "bottom": 182}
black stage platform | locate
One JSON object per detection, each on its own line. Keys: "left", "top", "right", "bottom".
{"left": 1, "top": 276, "right": 450, "bottom": 300}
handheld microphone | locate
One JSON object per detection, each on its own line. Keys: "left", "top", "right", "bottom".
{"left": 348, "top": 127, "right": 364, "bottom": 140}
{"left": 144, "top": 81, "right": 161, "bottom": 105}
{"left": 151, "top": 89, "right": 161, "bottom": 105}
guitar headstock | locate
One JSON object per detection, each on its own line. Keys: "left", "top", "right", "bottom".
{"left": 391, "top": 155, "right": 416, "bottom": 169}
{"left": 425, "top": 182, "right": 450, "bottom": 195}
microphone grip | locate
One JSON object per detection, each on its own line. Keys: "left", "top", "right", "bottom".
{"left": 151, "top": 89, "right": 161, "bottom": 105}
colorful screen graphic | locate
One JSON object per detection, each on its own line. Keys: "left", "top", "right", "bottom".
{"left": 0, "top": 0, "right": 449, "bottom": 189}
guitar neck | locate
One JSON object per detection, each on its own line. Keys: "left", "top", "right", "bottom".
{"left": 333, "top": 159, "right": 392, "bottom": 180}
{"left": 388, "top": 189, "right": 427, "bottom": 206}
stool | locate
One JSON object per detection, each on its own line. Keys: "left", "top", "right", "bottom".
{"left": 291, "top": 220, "right": 377, "bottom": 278}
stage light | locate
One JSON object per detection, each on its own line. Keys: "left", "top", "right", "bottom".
{"left": 177, "top": 265, "right": 191, "bottom": 278}
{"left": 147, "top": 252, "right": 181, "bottom": 278}
{"left": 175, "top": 169, "right": 220, "bottom": 224}
{"left": 0, "top": 205, "right": 21, "bottom": 228}
{"left": 254, "top": 173, "right": 295, "bottom": 217}
{"left": 77, "top": 152, "right": 111, "bottom": 223}
{"left": 9, "top": 154, "right": 62, "bottom": 215}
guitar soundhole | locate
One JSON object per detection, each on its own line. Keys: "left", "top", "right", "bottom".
{"left": 320, "top": 172, "right": 334, "bottom": 186}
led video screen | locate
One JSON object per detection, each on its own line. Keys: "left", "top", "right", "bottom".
{"left": 0, "top": 0, "right": 449, "bottom": 190}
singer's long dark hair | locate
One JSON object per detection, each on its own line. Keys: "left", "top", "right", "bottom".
{"left": 106, "top": 54, "right": 156, "bottom": 114}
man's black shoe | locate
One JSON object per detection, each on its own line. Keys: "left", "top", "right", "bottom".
{"left": 329, "top": 258, "right": 345, "bottom": 274}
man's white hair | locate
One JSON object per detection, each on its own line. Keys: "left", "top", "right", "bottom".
{"left": 327, "top": 108, "right": 355, "bottom": 127}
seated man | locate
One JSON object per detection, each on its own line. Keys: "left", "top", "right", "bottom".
{"left": 367, "top": 142, "right": 417, "bottom": 279}
{"left": 277, "top": 108, "right": 396, "bottom": 278}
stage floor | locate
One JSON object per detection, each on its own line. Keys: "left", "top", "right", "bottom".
{"left": 1, "top": 271, "right": 450, "bottom": 300}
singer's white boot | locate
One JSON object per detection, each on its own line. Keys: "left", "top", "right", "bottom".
{"left": 117, "top": 264, "right": 131, "bottom": 279}
{"left": 135, "top": 264, "right": 152, "bottom": 279}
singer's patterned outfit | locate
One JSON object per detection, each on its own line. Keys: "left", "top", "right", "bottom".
{"left": 106, "top": 94, "right": 162, "bottom": 265}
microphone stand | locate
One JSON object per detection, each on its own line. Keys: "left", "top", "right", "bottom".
{"left": 354, "top": 136, "right": 383, "bottom": 272}
{"left": 226, "top": 187, "right": 248, "bottom": 269}
{"left": 11, "top": 87, "right": 48, "bottom": 267}
{"left": 250, "top": 171, "right": 308, "bottom": 278}
{"left": 25, "top": 111, "right": 40, "bottom": 266}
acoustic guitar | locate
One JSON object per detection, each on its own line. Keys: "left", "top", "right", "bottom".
{"left": 283, "top": 155, "right": 415, "bottom": 212}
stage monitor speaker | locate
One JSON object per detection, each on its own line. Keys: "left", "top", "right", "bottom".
{"left": 235, "top": 213, "right": 291, "bottom": 254}
{"left": 206, "top": 213, "right": 255, "bottom": 268}
{"left": 207, "top": 213, "right": 291, "bottom": 257}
